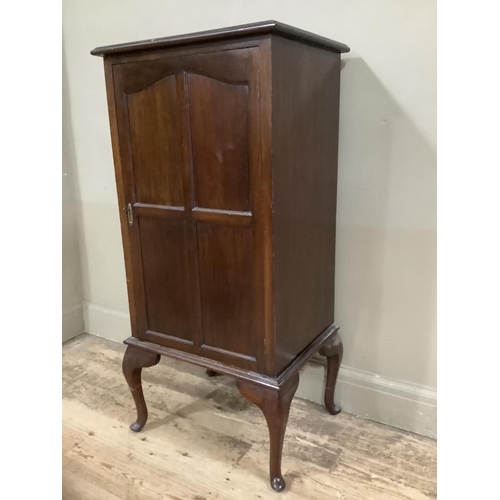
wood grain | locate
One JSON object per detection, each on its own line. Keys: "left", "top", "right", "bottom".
{"left": 188, "top": 73, "right": 251, "bottom": 212}
{"left": 63, "top": 335, "right": 436, "bottom": 500}
{"left": 106, "top": 45, "right": 265, "bottom": 368}
{"left": 90, "top": 20, "right": 351, "bottom": 57}
{"left": 238, "top": 372, "right": 301, "bottom": 492}
{"left": 138, "top": 217, "right": 195, "bottom": 343}
{"left": 271, "top": 36, "right": 341, "bottom": 375}
{"left": 197, "top": 223, "right": 256, "bottom": 359}
{"left": 127, "top": 75, "right": 184, "bottom": 207}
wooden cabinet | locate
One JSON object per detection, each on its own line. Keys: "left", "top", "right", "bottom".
{"left": 92, "top": 20, "right": 349, "bottom": 492}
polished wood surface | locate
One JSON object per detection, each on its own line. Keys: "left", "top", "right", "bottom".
{"left": 125, "top": 323, "right": 339, "bottom": 390}
{"left": 63, "top": 335, "right": 437, "bottom": 500}
{"left": 319, "top": 330, "right": 344, "bottom": 415}
{"left": 197, "top": 224, "right": 256, "bottom": 359}
{"left": 188, "top": 73, "right": 251, "bottom": 212}
{"left": 108, "top": 46, "right": 265, "bottom": 369}
{"left": 127, "top": 75, "right": 184, "bottom": 207}
{"left": 93, "top": 23, "right": 350, "bottom": 491}
{"left": 91, "top": 20, "right": 351, "bottom": 57}
{"left": 138, "top": 218, "right": 194, "bottom": 343}
{"left": 122, "top": 345, "right": 161, "bottom": 432}
{"left": 271, "top": 36, "right": 341, "bottom": 375}
{"left": 122, "top": 326, "right": 341, "bottom": 493}
{"left": 256, "top": 37, "right": 275, "bottom": 376}
{"left": 238, "top": 373, "right": 300, "bottom": 492}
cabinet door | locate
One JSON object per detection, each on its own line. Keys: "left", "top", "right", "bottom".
{"left": 109, "top": 46, "right": 265, "bottom": 370}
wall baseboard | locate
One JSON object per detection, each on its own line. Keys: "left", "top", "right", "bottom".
{"left": 296, "top": 359, "right": 436, "bottom": 439}
{"left": 83, "top": 301, "right": 436, "bottom": 438}
{"left": 83, "top": 301, "right": 131, "bottom": 343}
{"left": 62, "top": 302, "right": 85, "bottom": 343}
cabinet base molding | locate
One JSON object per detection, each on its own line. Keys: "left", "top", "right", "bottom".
{"left": 124, "top": 323, "right": 339, "bottom": 389}
{"left": 122, "top": 323, "right": 342, "bottom": 492}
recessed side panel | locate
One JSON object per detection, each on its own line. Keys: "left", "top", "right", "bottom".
{"left": 271, "top": 37, "right": 341, "bottom": 375}
{"left": 188, "top": 74, "right": 251, "bottom": 212}
{"left": 197, "top": 223, "right": 256, "bottom": 359}
{"left": 139, "top": 217, "right": 194, "bottom": 342}
{"left": 127, "top": 75, "right": 184, "bottom": 207}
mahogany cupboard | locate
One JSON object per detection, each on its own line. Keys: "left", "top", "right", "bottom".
{"left": 91, "top": 20, "right": 350, "bottom": 492}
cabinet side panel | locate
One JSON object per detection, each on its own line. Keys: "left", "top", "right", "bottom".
{"left": 271, "top": 36, "right": 340, "bottom": 375}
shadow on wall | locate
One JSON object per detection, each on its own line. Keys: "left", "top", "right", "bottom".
{"left": 333, "top": 57, "right": 436, "bottom": 425}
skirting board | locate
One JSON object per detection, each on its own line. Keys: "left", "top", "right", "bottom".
{"left": 62, "top": 302, "right": 85, "bottom": 343}
{"left": 83, "top": 301, "right": 132, "bottom": 343}
{"left": 296, "top": 359, "right": 436, "bottom": 439}
{"left": 84, "top": 301, "right": 436, "bottom": 439}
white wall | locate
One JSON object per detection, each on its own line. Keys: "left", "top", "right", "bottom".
{"left": 62, "top": 46, "right": 85, "bottom": 342}
{"left": 63, "top": 1, "right": 436, "bottom": 436}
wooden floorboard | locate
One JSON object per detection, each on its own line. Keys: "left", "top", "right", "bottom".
{"left": 62, "top": 334, "right": 436, "bottom": 499}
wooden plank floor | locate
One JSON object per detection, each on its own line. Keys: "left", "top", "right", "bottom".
{"left": 62, "top": 334, "right": 436, "bottom": 500}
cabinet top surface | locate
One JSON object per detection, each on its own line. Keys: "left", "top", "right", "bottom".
{"left": 91, "top": 20, "right": 350, "bottom": 57}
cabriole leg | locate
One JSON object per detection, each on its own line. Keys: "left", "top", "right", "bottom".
{"left": 319, "top": 330, "right": 343, "bottom": 415}
{"left": 122, "top": 345, "right": 160, "bottom": 432}
{"left": 237, "top": 373, "right": 300, "bottom": 492}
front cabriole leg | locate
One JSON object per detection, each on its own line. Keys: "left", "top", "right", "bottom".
{"left": 122, "top": 345, "right": 161, "bottom": 432}
{"left": 237, "top": 372, "right": 300, "bottom": 492}
{"left": 319, "top": 329, "right": 343, "bottom": 415}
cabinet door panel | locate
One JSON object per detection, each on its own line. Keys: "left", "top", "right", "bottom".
{"left": 110, "top": 45, "right": 266, "bottom": 369}
{"left": 127, "top": 75, "right": 184, "bottom": 207}
{"left": 197, "top": 223, "right": 256, "bottom": 359}
{"left": 188, "top": 74, "right": 251, "bottom": 212}
{"left": 139, "top": 217, "right": 194, "bottom": 343}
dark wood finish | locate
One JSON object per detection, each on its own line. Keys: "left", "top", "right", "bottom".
{"left": 138, "top": 217, "right": 194, "bottom": 343}
{"left": 93, "top": 22, "right": 349, "bottom": 492}
{"left": 237, "top": 373, "right": 300, "bottom": 492}
{"left": 319, "top": 329, "right": 344, "bottom": 415}
{"left": 133, "top": 203, "right": 185, "bottom": 220}
{"left": 127, "top": 75, "right": 184, "bottom": 207}
{"left": 197, "top": 224, "right": 256, "bottom": 359}
{"left": 188, "top": 73, "right": 251, "bottom": 212}
{"left": 192, "top": 207, "right": 252, "bottom": 227}
{"left": 271, "top": 35, "right": 341, "bottom": 375}
{"left": 109, "top": 46, "right": 264, "bottom": 369}
{"left": 91, "top": 20, "right": 351, "bottom": 57}
{"left": 257, "top": 37, "right": 276, "bottom": 376}
{"left": 122, "top": 345, "right": 161, "bottom": 432}
{"left": 125, "top": 323, "right": 338, "bottom": 390}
